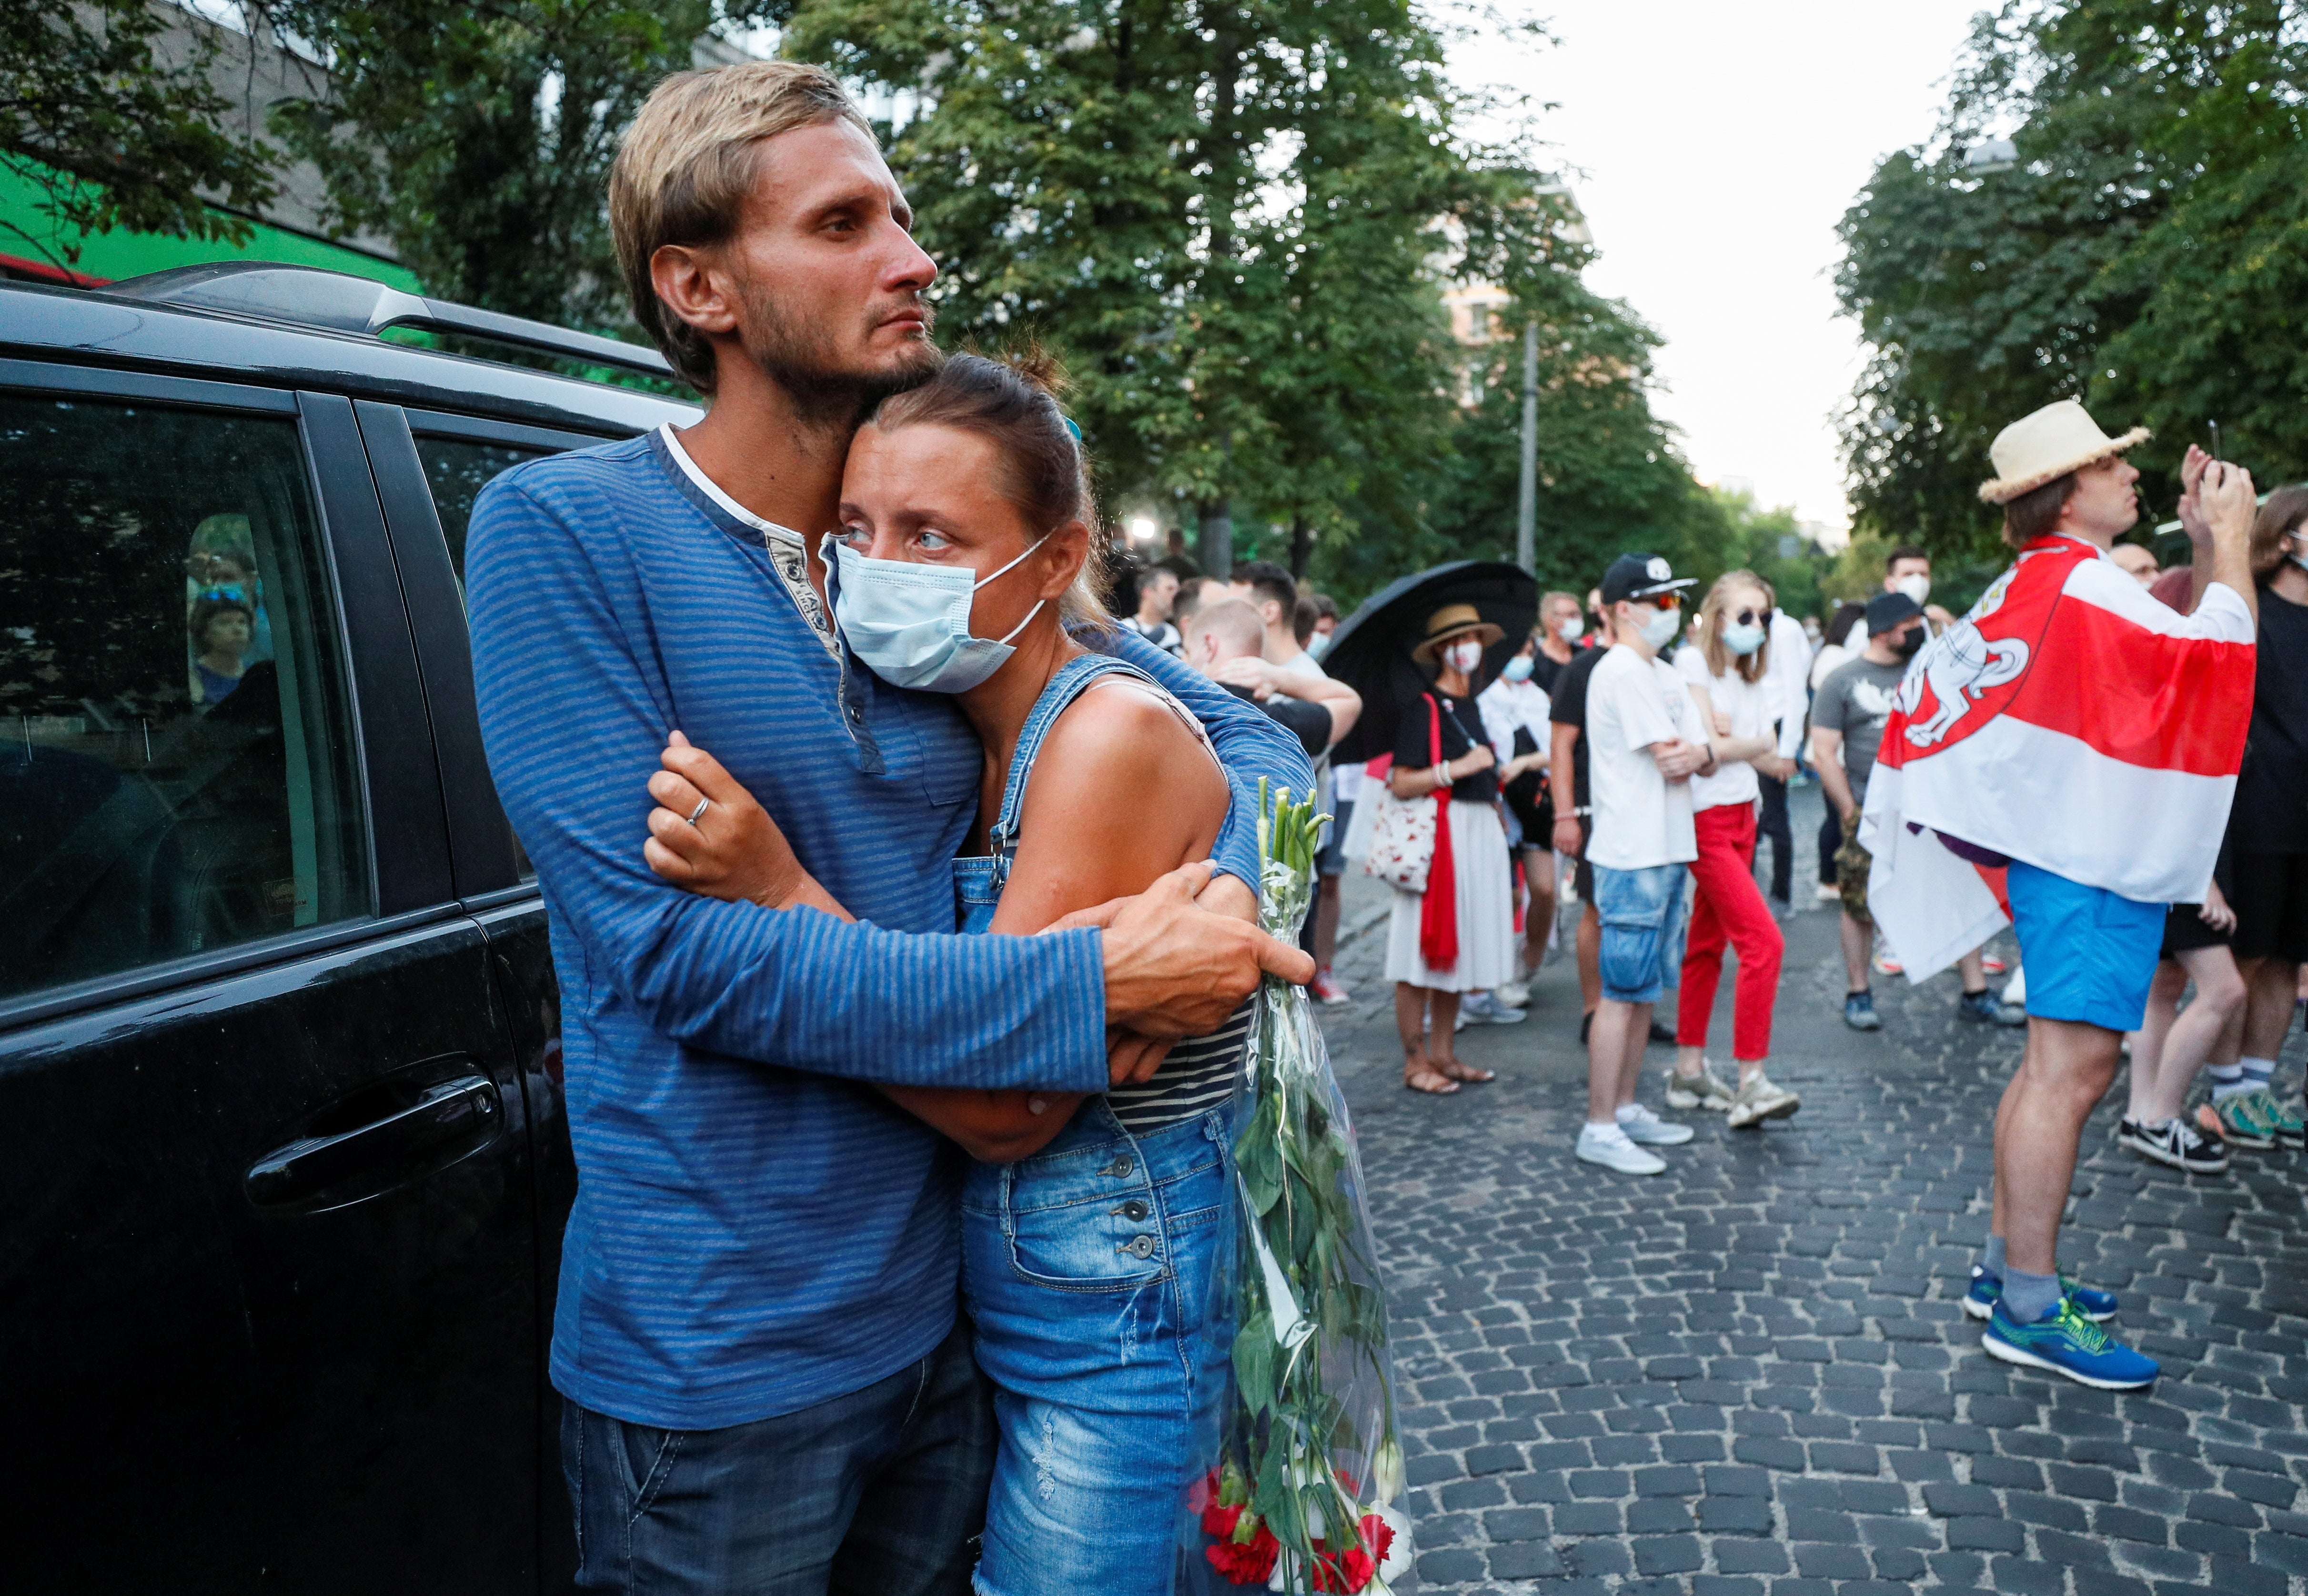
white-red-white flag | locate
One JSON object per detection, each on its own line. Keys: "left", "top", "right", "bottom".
{"left": 1860, "top": 535, "right": 2255, "bottom": 981}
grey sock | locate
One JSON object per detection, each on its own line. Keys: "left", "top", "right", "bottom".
{"left": 1983, "top": 1235, "right": 2006, "bottom": 1277}
{"left": 2001, "top": 1265, "right": 2062, "bottom": 1324}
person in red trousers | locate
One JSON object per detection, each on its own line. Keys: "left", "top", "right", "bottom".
{"left": 1666, "top": 572, "right": 1802, "bottom": 1128}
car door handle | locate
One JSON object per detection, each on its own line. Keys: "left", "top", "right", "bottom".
{"left": 246, "top": 1074, "right": 500, "bottom": 1207}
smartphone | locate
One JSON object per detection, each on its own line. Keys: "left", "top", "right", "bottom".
{"left": 2209, "top": 419, "right": 2222, "bottom": 461}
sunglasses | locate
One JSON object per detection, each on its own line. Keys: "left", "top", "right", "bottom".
{"left": 1729, "top": 606, "right": 1775, "bottom": 628}
{"left": 1632, "top": 592, "right": 1681, "bottom": 612}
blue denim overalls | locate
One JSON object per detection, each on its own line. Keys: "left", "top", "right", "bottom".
{"left": 955, "top": 653, "right": 1241, "bottom": 1596}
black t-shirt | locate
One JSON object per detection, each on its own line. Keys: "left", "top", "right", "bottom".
{"left": 2232, "top": 585, "right": 2308, "bottom": 851}
{"left": 1392, "top": 691, "right": 1498, "bottom": 803}
{"left": 1548, "top": 645, "right": 1607, "bottom": 809}
{"left": 1223, "top": 682, "right": 1330, "bottom": 758}
{"left": 1529, "top": 648, "right": 1572, "bottom": 699}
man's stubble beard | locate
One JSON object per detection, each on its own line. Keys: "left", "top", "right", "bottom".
{"left": 736, "top": 275, "right": 942, "bottom": 433}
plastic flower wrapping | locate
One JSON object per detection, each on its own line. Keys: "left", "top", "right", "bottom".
{"left": 1182, "top": 781, "right": 1411, "bottom": 1593}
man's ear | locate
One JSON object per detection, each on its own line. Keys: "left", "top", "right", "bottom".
{"left": 651, "top": 243, "right": 742, "bottom": 342}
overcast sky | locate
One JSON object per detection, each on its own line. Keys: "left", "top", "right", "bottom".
{"left": 1448, "top": 1, "right": 1991, "bottom": 532}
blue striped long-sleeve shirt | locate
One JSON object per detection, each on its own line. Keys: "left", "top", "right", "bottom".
{"left": 465, "top": 431, "right": 1311, "bottom": 1428}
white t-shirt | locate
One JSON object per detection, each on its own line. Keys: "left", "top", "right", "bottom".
{"left": 1764, "top": 611, "right": 1812, "bottom": 758}
{"left": 1585, "top": 645, "right": 1703, "bottom": 870}
{"left": 1673, "top": 648, "right": 1771, "bottom": 811}
{"left": 1477, "top": 675, "right": 1552, "bottom": 767}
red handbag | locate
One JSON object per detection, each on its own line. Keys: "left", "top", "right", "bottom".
{"left": 1418, "top": 694, "right": 1459, "bottom": 971}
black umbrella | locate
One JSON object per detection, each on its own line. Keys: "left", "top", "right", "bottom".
{"left": 1324, "top": 560, "right": 1539, "bottom": 764}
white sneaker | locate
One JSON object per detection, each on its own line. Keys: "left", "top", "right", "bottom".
{"left": 1725, "top": 1071, "right": 1802, "bottom": 1129}
{"left": 1493, "top": 978, "right": 1532, "bottom": 1009}
{"left": 1815, "top": 883, "right": 1841, "bottom": 903}
{"left": 1457, "top": 992, "right": 1528, "bottom": 1026}
{"left": 1664, "top": 1060, "right": 1735, "bottom": 1112}
{"left": 1576, "top": 1121, "right": 1666, "bottom": 1175}
{"left": 1615, "top": 1102, "right": 1695, "bottom": 1146}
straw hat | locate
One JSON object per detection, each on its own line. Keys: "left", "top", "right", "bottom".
{"left": 1411, "top": 602, "right": 1503, "bottom": 664}
{"left": 1978, "top": 400, "right": 2150, "bottom": 505}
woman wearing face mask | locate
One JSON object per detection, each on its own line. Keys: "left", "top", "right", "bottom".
{"left": 1385, "top": 606, "right": 1518, "bottom": 1092}
{"left": 634, "top": 354, "right": 1250, "bottom": 1595}
{"left": 1663, "top": 573, "right": 1801, "bottom": 1127}
{"left": 1479, "top": 630, "right": 1557, "bottom": 985}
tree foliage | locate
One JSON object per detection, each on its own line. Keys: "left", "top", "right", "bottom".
{"left": 1835, "top": 0, "right": 2308, "bottom": 560}
{"left": 1, "top": 0, "right": 281, "bottom": 273}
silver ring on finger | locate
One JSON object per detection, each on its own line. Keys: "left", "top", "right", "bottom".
{"left": 685, "top": 796, "right": 711, "bottom": 828}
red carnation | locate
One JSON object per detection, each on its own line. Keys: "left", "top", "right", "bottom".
{"left": 1206, "top": 1523, "right": 1280, "bottom": 1585}
{"left": 1358, "top": 1512, "right": 1397, "bottom": 1567}
{"left": 1310, "top": 1543, "right": 1374, "bottom": 1593}
{"left": 1201, "top": 1501, "right": 1243, "bottom": 1541}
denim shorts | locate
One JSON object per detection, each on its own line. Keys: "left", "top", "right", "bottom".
{"left": 2006, "top": 859, "right": 2162, "bottom": 1032}
{"left": 1593, "top": 861, "right": 1690, "bottom": 1005}
{"left": 960, "top": 1099, "right": 1238, "bottom": 1596}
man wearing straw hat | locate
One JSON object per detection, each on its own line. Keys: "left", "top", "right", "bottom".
{"left": 1861, "top": 400, "right": 2260, "bottom": 1389}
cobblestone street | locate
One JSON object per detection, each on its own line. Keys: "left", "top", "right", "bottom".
{"left": 1319, "top": 787, "right": 2308, "bottom": 1596}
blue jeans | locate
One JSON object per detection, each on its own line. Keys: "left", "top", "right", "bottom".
{"left": 961, "top": 1101, "right": 1238, "bottom": 1596}
{"left": 1593, "top": 862, "right": 1689, "bottom": 1004}
{"left": 561, "top": 1320, "right": 994, "bottom": 1595}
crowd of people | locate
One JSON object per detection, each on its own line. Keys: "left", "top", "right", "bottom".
{"left": 441, "top": 52, "right": 2308, "bottom": 1596}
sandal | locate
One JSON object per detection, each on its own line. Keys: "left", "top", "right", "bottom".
{"left": 1403, "top": 1061, "right": 1460, "bottom": 1095}
{"left": 1432, "top": 1055, "right": 1496, "bottom": 1084}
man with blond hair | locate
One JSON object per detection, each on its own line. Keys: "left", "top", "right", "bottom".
{"left": 463, "top": 61, "right": 1314, "bottom": 1593}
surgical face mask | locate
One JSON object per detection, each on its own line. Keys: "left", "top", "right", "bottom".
{"left": 1720, "top": 622, "right": 1767, "bottom": 656}
{"left": 1502, "top": 654, "right": 1534, "bottom": 682}
{"left": 1444, "top": 638, "right": 1483, "bottom": 674}
{"left": 1895, "top": 573, "right": 1931, "bottom": 605}
{"left": 1554, "top": 615, "right": 1584, "bottom": 642}
{"left": 1892, "top": 624, "right": 1926, "bottom": 659}
{"left": 1307, "top": 630, "right": 1333, "bottom": 660}
{"left": 829, "top": 533, "right": 1047, "bottom": 694}
{"left": 1635, "top": 604, "right": 1681, "bottom": 651}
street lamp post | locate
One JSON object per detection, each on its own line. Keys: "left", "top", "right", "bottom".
{"left": 1515, "top": 321, "right": 1538, "bottom": 574}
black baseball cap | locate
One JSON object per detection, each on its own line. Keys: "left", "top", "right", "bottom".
{"left": 1600, "top": 552, "right": 1696, "bottom": 606}
{"left": 1865, "top": 591, "right": 1924, "bottom": 634}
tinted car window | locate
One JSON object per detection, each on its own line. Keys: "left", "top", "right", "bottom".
{"left": 416, "top": 436, "right": 550, "bottom": 583}
{"left": 0, "top": 395, "right": 369, "bottom": 1000}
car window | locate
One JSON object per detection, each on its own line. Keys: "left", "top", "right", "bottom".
{"left": 415, "top": 437, "right": 552, "bottom": 584}
{"left": 0, "top": 394, "right": 370, "bottom": 1001}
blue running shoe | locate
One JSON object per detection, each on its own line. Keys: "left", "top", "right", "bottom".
{"left": 1962, "top": 1265, "right": 2117, "bottom": 1323}
{"left": 1983, "top": 1298, "right": 2157, "bottom": 1389}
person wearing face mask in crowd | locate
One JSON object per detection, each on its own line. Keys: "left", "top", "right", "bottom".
{"left": 1389, "top": 605, "right": 1520, "bottom": 1092}
{"left": 1573, "top": 554, "right": 1711, "bottom": 1174}
{"left": 632, "top": 353, "right": 1321, "bottom": 1591}
{"left": 1817, "top": 591, "right": 2005, "bottom": 1024}
{"left": 1663, "top": 573, "right": 1801, "bottom": 1128}
{"left": 1530, "top": 590, "right": 1584, "bottom": 694}
{"left": 1848, "top": 545, "right": 1958, "bottom": 649}
{"left": 1480, "top": 630, "right": 1557, "bottom": 990}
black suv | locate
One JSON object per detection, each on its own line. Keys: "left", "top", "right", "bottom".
{"left": 0, "top": 264, "right": 697, "bottom": 1593}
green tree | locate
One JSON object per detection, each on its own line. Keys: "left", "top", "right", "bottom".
{"left": 1344, "top": 285, "right": 1726, "bottom": 611}
{"left": 1, "top": 0, "right": 281, "bottom": 273}
{"left": 264, "top": 0, "right": 732, "bottom": 329}
{"left": 1835, "top": 0, "right": 2308, "bottom": 561}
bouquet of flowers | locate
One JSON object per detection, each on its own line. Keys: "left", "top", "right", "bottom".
{"left": 1192, "top": 781, "right": 1411, "bottom": 1593}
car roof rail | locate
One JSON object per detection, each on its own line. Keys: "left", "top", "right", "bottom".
{"left": 105, "top": 261, "right": 678, "bottom": 383}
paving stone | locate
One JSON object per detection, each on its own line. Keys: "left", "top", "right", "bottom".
{"left": 1317, "top": 843, "right": 2308, "bottom": 1590}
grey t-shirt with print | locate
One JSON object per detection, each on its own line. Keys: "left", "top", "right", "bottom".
{"left": 1812, "top": 655, "right": 1909, "bottom": 804}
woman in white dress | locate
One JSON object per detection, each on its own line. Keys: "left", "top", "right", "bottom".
{"left": 1386, "top": 604, "right": 1518, "bottom": 1094}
